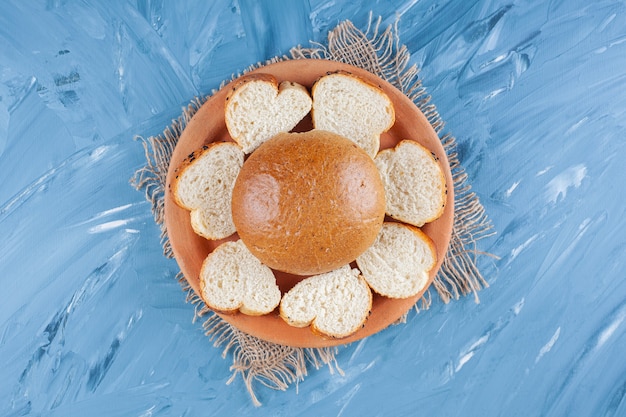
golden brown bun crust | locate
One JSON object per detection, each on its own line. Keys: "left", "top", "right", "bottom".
{"left": 231, "top": 130, "right": 386, "bottom": 275}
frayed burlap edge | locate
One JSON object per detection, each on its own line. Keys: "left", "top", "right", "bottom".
{"left": 131, "top": 14, "right": 493, "bottom": 406}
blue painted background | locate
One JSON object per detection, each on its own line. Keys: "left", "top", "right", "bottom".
{"left": 1, "top": 0, "right": 625, "bottom": 415}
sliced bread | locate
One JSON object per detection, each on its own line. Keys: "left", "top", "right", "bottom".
{"left": 375, "top": 139, "right": 446, "bottom": 227}
{"left": 279, "top": 265, "right": 372, "bottom": 338}
{"left": 356, "top": 222, "right": 437, "bottom": 299}
{"left": 200, "top": 239, "right": 281, "bottom": 315}
{"left": 225, "top": 73, "right": 312, "bottom": 154}
{"left": 311, "top": 71, "right": 395, "bottom": 158}
{"left": 171, "top": 141, "right": 243, "bottom": 240}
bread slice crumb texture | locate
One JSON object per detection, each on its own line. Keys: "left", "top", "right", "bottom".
{"left": 356, "top": 222, "right": 436, "bottom": 299}
{"left": 312, "top": 72, "right": 395, "bottom": 158}
{"left": 375, "top": 140, "right": 446, "bottom": 227}
{"left": 225, "top": 74, "right": 312, "bottom": 153}
{"left": 279, "top": 265, "right": 372, "bottom": 338}
{"left": 173, "top": 142, "right": 244, "bottom": 240}
{"left": 200, "top": 240, "right": 280, "bottom": 315}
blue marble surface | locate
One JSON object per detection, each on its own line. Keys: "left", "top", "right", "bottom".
{"left": 1, "top": 0, "right": 625, "bottom": 415}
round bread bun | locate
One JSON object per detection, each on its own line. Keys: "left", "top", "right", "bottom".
{"left": 231, "top": 130, "right": 386, "bottom": 276}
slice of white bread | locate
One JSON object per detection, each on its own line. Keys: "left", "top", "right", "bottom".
{"left": 171, "top": 142, "right": 243, "bottom": 240}
{"left": 356, "top": 222, "right": 437, "bottom": 299}
{"left": 375, "top": 139, "right": 446, "bottom": 227}
{"left": 279, "top": 265, "right": 372, "bottom": 338}
{"left": 311, "top": 71, "right": 395, "bottom": 158}
{"left": 200, "top": 239, "right": 281, "bottom": 315}
{"left": 225, "top": 73, "right": 312, "bottom": 154}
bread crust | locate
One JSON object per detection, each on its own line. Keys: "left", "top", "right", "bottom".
{"left": 199, "top": 240, "right": 280, "bottom": 315}
{"left": 170, "top": 141, "right": 229, "bottom": 209}
{"left": 309, "top": 275, "right": 372, "bottom": 339}
{"left": 356, "top": 221, "right": 437, "bottom": 299}
{"left": 170, "top": 141, "right": 243, "bottom": 240}
{"left": 376, "top": 139, "right": 447, "bottom": 227}
{"left": 231, "top": 130, "right": 386, "bottom": 276}
{"left": 278, "top": 267, "right": 373, "bottom": 339}
{"left": 311, "top": 70, "right": 396, "bottom": 157}
{"left": 224, "top": 73, "right": 312, "bottom": 153}
{"left": 310, "top": 70, "right": 392, "bottom": 113}
{"left": 224, "top": 73, "right": 278, "bottom": 106}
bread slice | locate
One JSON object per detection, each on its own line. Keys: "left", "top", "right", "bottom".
{"left": 171, "top": 142, "right": 243, "bottom": 240}
{"left": 225, "top": 73, "right": 312, "bottom": 154}
{"left": 279, "top": 265, "right": 372, "bottom": 338}
{"left": 356, "top": 222, "right": 437, "bottom": 299}
{"left": 200, "top": 239, "right": 280, "bottom": 315}
{"left": 374, "top": 140, "right": 446, "bottom": 227}
{"left": 311, "top": 71, "right": 395, "bottom": 158}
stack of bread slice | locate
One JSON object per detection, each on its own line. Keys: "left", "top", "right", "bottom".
{"left": 171, "top": 71, "right": 447, "bottom": 339}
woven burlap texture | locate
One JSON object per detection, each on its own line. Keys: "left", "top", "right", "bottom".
{"left": 132, "top": 16, "right": 493, "bottom": 406}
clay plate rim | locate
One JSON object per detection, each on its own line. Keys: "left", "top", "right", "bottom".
{"left": 164, "top": 59, "right": 454, "bottom": 348}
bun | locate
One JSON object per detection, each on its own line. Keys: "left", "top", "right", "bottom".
{"left": 200, "top": 240, "right": 281, "bottom": 315}
{"left": 171, "top": 142, "right": 243, "bottom": 240}
{"left": 311, "top": 71, "right": 395, "bottom": 158}
{"left": 356, "top": 222, "right": 437, "bottom": 298}
{"left": 375, "top": 140, "right": 446, "bottom": 227}
{"left": 225, "top": 73, "right": 312, "bottom": 154}
{"left": 279, "top": 265, "right": 372, "bottom": 338}
{"left": 231, "top": 130, "right": 386, "bottom": 276}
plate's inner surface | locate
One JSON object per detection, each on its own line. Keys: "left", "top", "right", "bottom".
{"left": 164, "top": 59, "right": 454, "bottom": 348}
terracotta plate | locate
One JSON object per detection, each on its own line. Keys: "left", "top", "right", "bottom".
{"left": 164, "top": 59, "right": 454, "bottom": 348}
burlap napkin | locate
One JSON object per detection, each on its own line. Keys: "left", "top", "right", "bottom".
{"left": 132, "top": 15, "right": 493, "bottom": 406}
